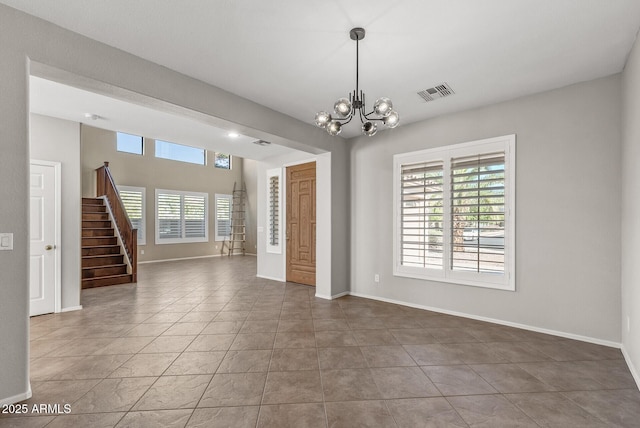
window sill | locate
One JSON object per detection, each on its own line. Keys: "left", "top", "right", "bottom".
{"left": 155, "top": 238, "right": 208, "bottom": 245}
{"left": 393, "top": 269, "right": 514, "bottom": 291}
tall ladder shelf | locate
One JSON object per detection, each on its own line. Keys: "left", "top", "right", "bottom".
{"left": 222, "top": 182, "right": 246, "bottom": 256}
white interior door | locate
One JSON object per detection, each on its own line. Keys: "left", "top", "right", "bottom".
{"left": 30, "top": 161, "right": 60, "bottom": 316}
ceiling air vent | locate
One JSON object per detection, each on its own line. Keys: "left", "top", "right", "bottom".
{"left": 253, "top": 140, "right": 271, "bottom": 146}
{"left": 417, "top": 83, "right": 455, "bottom": 102}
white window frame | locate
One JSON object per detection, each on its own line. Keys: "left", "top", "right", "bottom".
{"left": 266, "top": 168, "right": 282, "bottom": 254}
{"left": 214, "top": 194, "right": 233, "bottom": 242}
{"left": 117, "top": 185, "right": 146, "bottom": 245}
{"left": 155, "top": 189, "right": 208, "bottom": 244}
{"left": 393, "top": 134, "right": 516, "bottom": 291}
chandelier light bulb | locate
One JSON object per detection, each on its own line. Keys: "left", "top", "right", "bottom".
{"left": 373, "top": 97, "right": 393, "bottom": 117}
{"left": 326, "top": 120, "right": 342, "bottom": 136}
{"left": 333, "top": 98, "right": 352, "bottom": 118}
{"left": 383, "top": 110, "right": 400, "bottom": 128}
{"left": 362, "top": 121, "right": 377, "bottom": 137}
{"left": 314, "top": 111, "right": 332, "bottom": 128}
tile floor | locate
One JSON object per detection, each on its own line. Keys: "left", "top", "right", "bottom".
{"left": 2, "top": 256, "right": 639, "bottom": 427}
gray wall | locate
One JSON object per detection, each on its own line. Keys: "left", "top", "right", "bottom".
{"left": 243, "top": 158, "right": 258, "bottom": 254}
{"left": 81, "top": 125, "right": 244, "bottom": 262}
{"left": 621, "top": 34, "right": 640, "bottom": 382}
{"left": 350, "top": 74, "right": 622, "bottom": 344}
{"left": 0, "top": 4, "right": 349, "bottom": 404}
{"left": 30, "top": 114, "right": 81, "bottom": 310}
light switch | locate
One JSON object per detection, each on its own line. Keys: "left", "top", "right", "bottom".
{"left": 0, "top": 233, "right": 13, "bottom": 250}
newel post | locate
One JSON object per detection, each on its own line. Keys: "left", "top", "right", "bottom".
{"left": 96, "top": 161, "right": 109, "bottom": 197}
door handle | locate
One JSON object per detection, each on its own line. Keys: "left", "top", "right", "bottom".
{"left": 45, "top": 245, "right": 55, "bottom": 251}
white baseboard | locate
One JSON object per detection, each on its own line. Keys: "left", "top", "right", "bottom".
{"left": 621, "top": 344, "right": 640, "bottom": 390}
{"left": 139, "top": 253, "right": 257, "bottom": 264}
{"left": 333, "top": 291, "right": 350, "bottom": 299}
{"left": 60, "top": 305, "right": 82, "bottom": 313}
{"left": 256, "top": 274, "right": 285, "bottom": 282}
{"left": 139, "top": 254, "right": 220, "bottom": 264}
{"left": 349, "top": 291, "right": 622, "bottom": 349}
{"left": 315, "top": 291, "right": 349, "bottom": 300}
{"left": 0, "top": 385, "right": 31, "bottom": 406}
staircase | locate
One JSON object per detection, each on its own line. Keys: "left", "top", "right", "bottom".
{"left": 82, "top": 197, "right": 133, "bottom": 288}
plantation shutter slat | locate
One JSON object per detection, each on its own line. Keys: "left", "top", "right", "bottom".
{"left": 400, "top": 160, "right": 444, "bottom": 269}
{"left": 450, "top": 151, "right": 506, "bottom": 274}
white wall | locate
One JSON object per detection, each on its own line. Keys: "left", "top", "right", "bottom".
{"left": 621, "top": 34, "right": 640, "bottom": 384}
{"left": 256, "top": 151, "right": 333, "bottom": 299}
{"left": 30, "top": 114, "right": 81, "bottom": 310}
{"left": 0, "top": 3, "right": 350, "bottom": 404}
{"left": 350, "top": 74, "right": 622, "bottom": 344}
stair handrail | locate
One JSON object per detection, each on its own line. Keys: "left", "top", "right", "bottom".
{"left": 96, "top": 161, "right": 137, "bottom": 282}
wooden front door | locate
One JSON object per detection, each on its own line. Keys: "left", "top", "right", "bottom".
{"left": 286, "top": 162, "right": 316, "bottom": 286}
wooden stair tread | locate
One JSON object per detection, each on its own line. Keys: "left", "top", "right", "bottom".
{"left": 82, "top": 274, "right": 131, "bottom": 282}
{"left": 82, "top": 254, "right": 123, "bottom": 259}
{"left": 82, "top": 263, "right": 126, "bottom": 268}
{"left": 81, "top": 273, "right": 133, "bottom": 288}
{"left": 82, "top": 272, "right": 130, "bottom": 278}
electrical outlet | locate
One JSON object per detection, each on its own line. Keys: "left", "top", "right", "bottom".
{"left": 374, "top": 274, "right": 380, "bottom": 283}
{"left": 215, "top": 245, "right": 218, "bottom": 250}
{"left": 0, "top": 233, "right": 13, "bottom": 251}
{"left": 140, "top": 250, "right": 144, "bottom": 255}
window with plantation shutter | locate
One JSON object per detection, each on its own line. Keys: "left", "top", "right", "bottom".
{"left": 117, "top": 185, "right": 146, "bottom": 245}
{"left": 451, "top": 152, "right": 505, "bottom": 274}
{"left": 266, "top": 168, "right": 282, "bottom": 254}
{"left": 155, "top": 189, "right": 208, "bottom": 244}
{"left": 184, "top": 194, "right": 206, "bottom": 239}
{"left": 269, "top": 176, "right": 280, "bottom": 246}
{"left": 214, "top": 194, "right": 232, "bottom": 241}
{"left": 394, "top": 135, "right": 515, "bottom": 291}
{"left": 400, "top": 161, "right": 444, "bottom": 269}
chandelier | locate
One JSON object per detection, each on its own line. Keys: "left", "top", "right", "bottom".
{"left": 314, "top": 27, "right": 399, "bottom": 137}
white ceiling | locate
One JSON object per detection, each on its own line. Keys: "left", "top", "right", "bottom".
{"left": 29, "top": 76, "right": 296, "bottom": 161}
{"left": 7, "top": 0, "right": 640, "bottom": 139}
